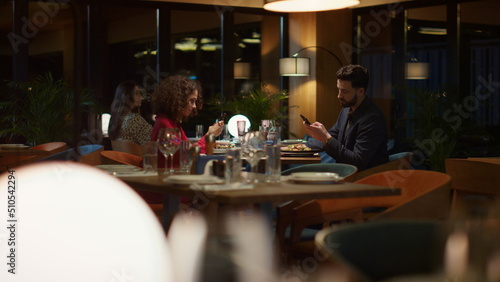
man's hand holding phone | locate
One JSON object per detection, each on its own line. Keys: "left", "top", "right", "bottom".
{"left": 300, "top": 114, "right": 311, "bottom": 125}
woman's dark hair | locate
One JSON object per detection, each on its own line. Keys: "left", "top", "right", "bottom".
{"left": 108, "top": 80, "right": 139, "bottom": 140}
{"left": 152, "top": 75, "right": 203, "bottom": 122}
{"left": 336, "top": 64, "right": 369, "bottom": 90}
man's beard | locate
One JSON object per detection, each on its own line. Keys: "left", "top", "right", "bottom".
{"left": 340, "top": 94, "right": 357, "bottom": 108}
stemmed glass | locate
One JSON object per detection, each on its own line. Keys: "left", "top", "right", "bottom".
{"left": 241, "top": 131, "right": 266, "bottom": 184}
{"left": 157, "top": 128, "right": 181, "bottom": 175}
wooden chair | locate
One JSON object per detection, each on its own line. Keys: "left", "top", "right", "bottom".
{"left": 315, "top": 220, "right": 447, "bottom": 281}
{"left": 345, "top": 151, "right": 413, "bottom": 182}
{"left": 275, "top": 163, "right": 358, "bottom": 261}
{"left": 36, "top": 144, "right": 103, "bottom": 166}
{"left": 100, "top": 150, "right": 142, "bottom": 167}
{"left": 445, "top": 158, "right": 500, "bottom": 218}
{"left": 280, "top": 169, "right": 451, "bottom": 262}
{"left": 0, "top": 142, "right": 67, "bottom": 171}
{"left": 111, "top": 140, "right": 143, "bottom": 157}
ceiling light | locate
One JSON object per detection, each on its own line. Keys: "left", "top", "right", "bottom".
{"left": 264, "top": 0, "right": 360, "bottom": 13}
{"left": 418, "top": 27, "right": 447, "bottom": 35}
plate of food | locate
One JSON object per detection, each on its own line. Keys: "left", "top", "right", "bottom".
{"left": 281, "top": 143, "right": 319, "bottom": 156}
{"left": 288, "top": 172, "right": 344, "bottom": 184}
{"left": 214, "top": 140, "right": 236, "bottom": 154}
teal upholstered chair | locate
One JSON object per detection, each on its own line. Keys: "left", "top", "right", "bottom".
{"left": 315, "top": 220, "right": 446, "bottom": 281}
{"left": 281, "top": 163, "right": 358, "bottom": 177}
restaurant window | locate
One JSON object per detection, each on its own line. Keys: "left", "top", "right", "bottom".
{"left": 461, "top": 0, "right": 500, "bottom": 129}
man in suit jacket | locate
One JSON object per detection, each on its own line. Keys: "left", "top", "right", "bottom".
{"left": 304, "top": 64, "right": 388, "bottom": 171}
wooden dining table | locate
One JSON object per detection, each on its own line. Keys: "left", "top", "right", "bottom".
{"left": 118, "top": 173, "right": 401, "bottom": 232}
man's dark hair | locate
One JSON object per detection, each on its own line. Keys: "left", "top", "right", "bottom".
{"left": 336, "top": 64, "right": 369, "bottom": 90}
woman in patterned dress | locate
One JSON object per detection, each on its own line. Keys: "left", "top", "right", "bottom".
{"left": 108, "top": 81, "right": 153, "bottom": 145}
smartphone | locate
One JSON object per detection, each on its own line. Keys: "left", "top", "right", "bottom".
{"left": 300, "top": 114, "right": 311, "bottom": 125}
{"left": 216, "top": 112, "right": 227, "bottom": 123}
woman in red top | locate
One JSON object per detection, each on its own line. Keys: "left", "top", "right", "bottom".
{"left": 151, "top": 75, "right": 224, "bottom": 168}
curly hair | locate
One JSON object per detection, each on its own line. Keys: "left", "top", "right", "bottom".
{"left": 152, "top": 75, "right": 203, "bottom": 122}
{"left": 108, "top": 80, "right": 139, "bottom": 140}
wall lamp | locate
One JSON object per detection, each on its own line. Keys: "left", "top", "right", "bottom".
{"left": 234, "top": 61, "right": 252, "bottom": 79}
{"left": 280, "top": 46, "right": 344, "bottom": 76}
{"left": 406, "top": 58, "right": 429, "bottom": 80}
{"left": 264, "top": 0, "right": 360, "bottom": 13}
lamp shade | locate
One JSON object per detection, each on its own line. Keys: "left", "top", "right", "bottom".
{"left": 234, "top": 62, "right": 251, "bottom": 79}
{"left": 280, "top": 57, "right": 310, "bottom": 76}
{"left": 406, "top": 62, "right": 429, "bottom": 79}
{"left": 264, "top": 0, "right": 360, "bottom": 12}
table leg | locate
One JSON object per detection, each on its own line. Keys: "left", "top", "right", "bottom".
{"left": 162, "top": 194, "right": 181, "bottom": 232}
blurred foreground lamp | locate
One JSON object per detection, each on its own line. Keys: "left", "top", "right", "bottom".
{"left": 406, "top": 61, "right": 429, "bottom": 80}
{"left": 280, "top": 46, "right": 343, "bottom": 76}
{"left": 264, "top": 0, "right": 360, "bottom": 12}
{"left": 234, "top": 62, "right": 251, "bottom": 79}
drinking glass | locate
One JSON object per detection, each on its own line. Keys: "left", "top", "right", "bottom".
{"left": 241, "top": 131, "right": 266, "bottom": 184}
{"left": 237, "top": 120, "right": 246, "bottom": 141}
{"left": 179, "top": 140, "right": 198, "bottom": 174}
{"left": 196, "top": 125, "right": 204, "bottom": 139}
{"left": 157, "top": 128, "right": 172, "bottom": 175}
{"left": 225, "top": 148, "right": 243, "bottom": 187}
{"left": 265, "top": 144, "right": 281, "bottom": 183}
{"left": 143, "top": 141, "right": 158, "bottom": 173}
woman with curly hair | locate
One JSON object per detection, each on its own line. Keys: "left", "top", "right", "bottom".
{"left": 151, "top": 75, "right": 224, "bottom": 168}
{"left": 108, "top": 80, "right": 152, "bottom": 145}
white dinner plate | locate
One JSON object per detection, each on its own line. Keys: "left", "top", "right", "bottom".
{"left": 0, "top": 144, "right": 29, "bottom": 150}
{"left": 213, "top": 148, "right": 229, "bottom": 154}
{"left": 95, "top": 164, "right": 140, "bottom": 173}
{"left": 164, "top": 175, "right": 224, "bottom": 185}
{"left": 281, "top": 139, "right": 306, "bottom": 145}
{"left": 288, "top": 172, "right": 344, "bottom": 184}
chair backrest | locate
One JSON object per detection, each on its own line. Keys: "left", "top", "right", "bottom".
{"left": 354, "top": 169, "right": 451, "bottom": 219}
{"left": 31, "top": 142, "right": 68, "bottom": 153}
{"left": 0, "top": 142, "right": 68, "bottom": 170}
{"left": 281, "top": 163, "right": 358, "bottom": 178}
{"left": 194, "top": 155, "right": 225, "bottom": 174}
{"left": 111, "top": 140, "right": 143, "bottom": 157}
{"left": 288, "top": 170, "right": 451, "bottom": 246}
{"left": 345, "top": 152, "right": 413, "bottom": 182}
{"left": 315, "top": 220, "right": 446, "bottom": 281}
{"left": 445, "top": 158, "right": 500, "bottom": 218}
{"left": 77, "top": 144, "right": 104, "bottom": 166}
{"left": 37, "top": 144, "right": 104, "bottom": 166}
{"left": 100, "top": 150, "right": 143, "bottom": 167}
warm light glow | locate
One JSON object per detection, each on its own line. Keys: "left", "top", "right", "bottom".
{"left": 419, "top": 27, "right": 447, "bottom": 35}
{"left": 0, "top": 162, "right": 173, "bottom": 281}
{"left": 280, "top": 57, "right": 310, "bottom": 76}
{"left": 405, "top": 62, "right": 429, "bottom": 79}
{"left": 101, "top": 113, "right": 111, "bottom": 136}
{"left": 234, "top": 62, "right": 252, "bottom": 79}
{"left": 444, "top": 231, "right": 469, "bottom": 278}
{"left": 264, "top": 0, "right": 360, "bottom": 12}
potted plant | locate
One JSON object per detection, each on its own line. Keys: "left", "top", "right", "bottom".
{"left": 208, "top": 82, "right": 291, "bottom": 131}
{"left": 0, "top": 72, "right": 99, "bottom": 145}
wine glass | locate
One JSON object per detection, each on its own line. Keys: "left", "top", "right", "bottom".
{"left": 241, "top": 131, "right": 266, "bottom": 184}
{"left": 157, "top": 128, "right": 172, "bottom": 175}
{"left": 166, "top": 128, "right": 181, "bottom": 174}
